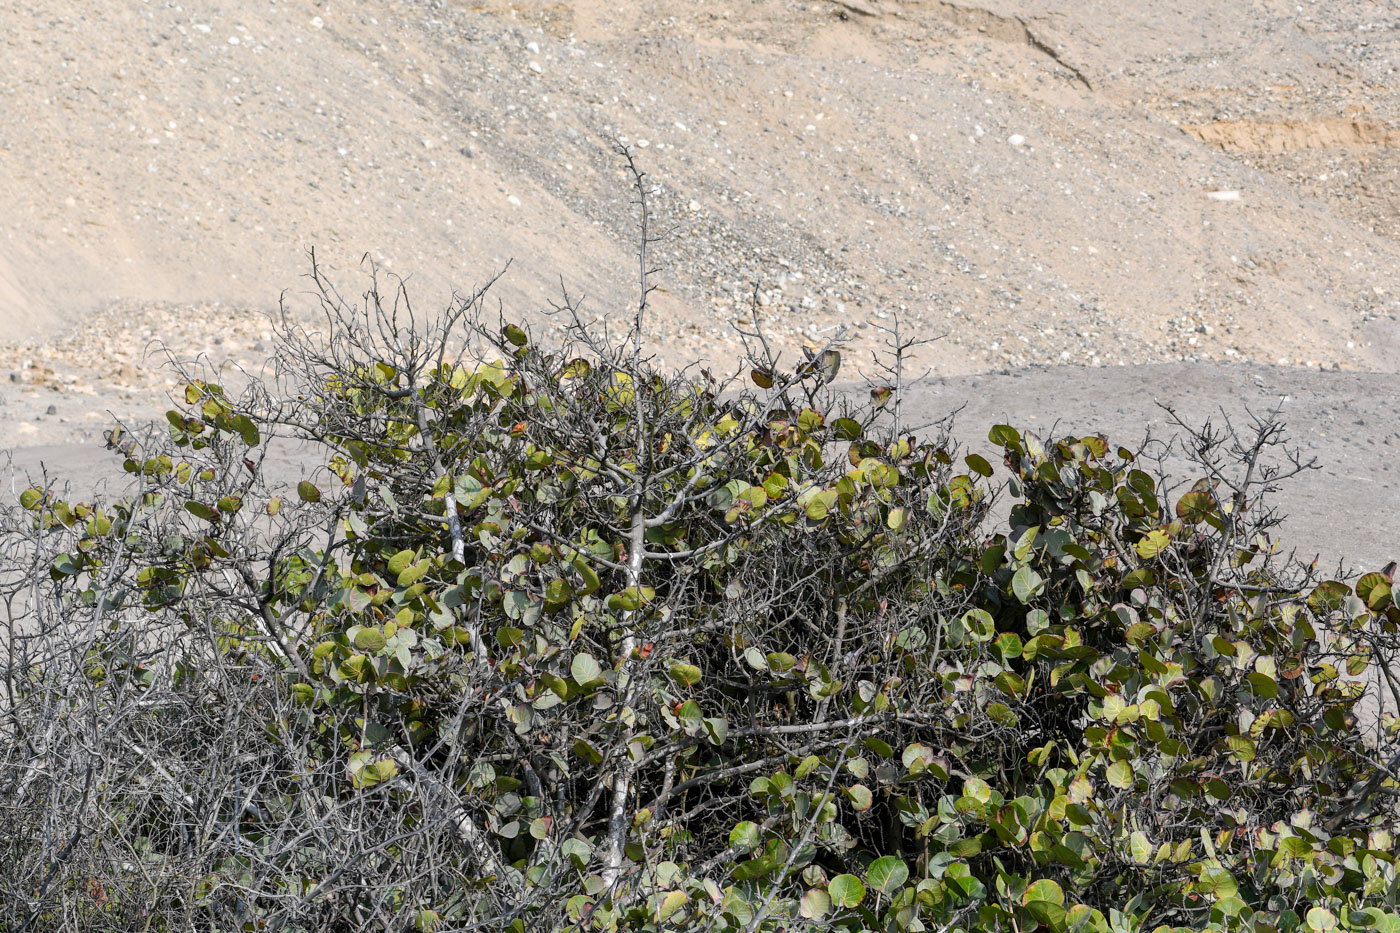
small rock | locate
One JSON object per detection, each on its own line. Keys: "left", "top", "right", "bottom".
{"left": 1207, "top": 190, "right": 1241, "bottom": 201}
{"left": 528, "top": 61, "right": 542, "bottom": 73}
{"left": 310, "top": 15, "right": 324, "bottom": 28}
{"left": 835, "top": 0, "right": 882, "bottom": 15}
{"left": 507, "top": 194, "right": 522, "bottom": 206}
{"left": 460, "top": 145, "right": 474, "bottom": 158}
{"left": 1008, "top": 134, "right": 1026, "bottom": 147}
{"left": 46, "top": 404, "right": 57, "bottom": 415}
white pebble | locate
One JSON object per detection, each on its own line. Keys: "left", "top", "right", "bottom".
{"left": 1008, "top": 134, "right": 1026, "bottom": 147}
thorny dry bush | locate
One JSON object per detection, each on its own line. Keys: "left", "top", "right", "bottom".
{"left": 2, "top": 154, "right": 1400, "bottom": 933}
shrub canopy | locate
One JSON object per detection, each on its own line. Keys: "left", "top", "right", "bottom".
{"left": 3, "top": 254, "right": 1399, "bottom": 933}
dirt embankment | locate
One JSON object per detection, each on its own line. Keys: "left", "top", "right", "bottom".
{"left": 0, "top": 0, "right": 1396, "bottom": 567}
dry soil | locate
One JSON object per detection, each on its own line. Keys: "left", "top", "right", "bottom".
{"left": 1, "top": 0, "right": 1396, "bottom": 570}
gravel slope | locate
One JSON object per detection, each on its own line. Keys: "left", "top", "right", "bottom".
{"left": 1, "top": 0, "right": 1398, "bottom": 570}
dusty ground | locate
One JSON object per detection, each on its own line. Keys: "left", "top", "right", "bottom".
{"left": 0, "top": 0, "right": 1397, "bottom": 571}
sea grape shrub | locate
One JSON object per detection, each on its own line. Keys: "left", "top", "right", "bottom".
{"left": 5, "top": 318, "right": 1399, "bottom": 933}
{"left": 906, "top": 426, "right": 1400, "bottom": 933}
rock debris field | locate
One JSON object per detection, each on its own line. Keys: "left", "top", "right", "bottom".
{"left": 0, "top": 0, "right": 1396, "bottom": 569}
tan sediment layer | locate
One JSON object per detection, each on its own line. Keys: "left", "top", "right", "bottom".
{"left": 1183, "top": 119, "right": 1400, "bottom": 153}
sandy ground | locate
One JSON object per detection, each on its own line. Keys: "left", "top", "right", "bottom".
{"left": 1, "top": 0, "right": 1397, "bottom": 571}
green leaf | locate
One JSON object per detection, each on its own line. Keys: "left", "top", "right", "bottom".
{"left": 805, "top": 490, "right": 837, "bottom": 522}
{"left": 354, "top": 628, "right": 387, "bottom": 654}
{"left": 1106, "top": 759, "right": 1134, "bottom": 789}
{"left": 1129, "top": 830, "right": 1152, "bottom": 864}
{"left": 1175, "top": 489, "right": 1215, "bottom": 524}
{"left": 799, "top": 888, "right": 831, "bottom": 920}
{"left": 1134, "top": 529, "right": 1171, "bottom": 559}
{"left": 572, "top": 557, "right": 601, "bottom": 596}
{"left": 543, "top": 578, "right": 573, "bottom": 612}
{"left": 833, "top": 417, "right": 863, "bottom": 441}
{"left": 571, "top": 652, "right": 603, "bottom": 686}
{"left": 1245, "top": 671, "right": 1278, "bottom": 699}
{"left": 963, "top": 777, "right": 992, "bottom": 803}
{"left": 230, "top": 414, "right": 260, "bottom": 447}
{"left": 729, "top": 821, "right": 761, "bottom": 852}
{"left": 963, "top": 608, "right": 995, "bottom": 642}
{"left": 964, "top": 453, "right": 993, "bottom": 477}
{"left": 1012, "top": 566, "right": 1044, "bottom": 604}
{"left": 656, "top": 890, "right": 688, "bottom": 923}
{"left": 503, "top": 323, "right": 528, "bottom": 347}
{"left": 989, "top": 424, "right": 1021, "bottom": 447}
{"left": 886, "top": 507, "right": 909, "bottom": 532}
{"left": 560, "top": 358, "right": 591, "bottom": 379}
{"left": 828, "top": 874, "right": 866, "bottom": 908}
{"left": 845, "top": 784, "right": 873, "bottom": 811}
{"left": 297, "top": 480, "right": 321, "bottom": 503}
{"left": 703, "top": 717, "right": 728, "bottom": 745}
{"left": 606, "top": 585, "right": 655, "bottom": 612}
{"left": 387, "top": 549, "right": 416, "bottom": 576}
{"left": 19, "top": 488, "right": 44, "bottom": 510}
{"left": 750, "top": 368, "right": 774, "bottom": 389}
{"left": 1307, "top": 907, "right": 1338, "bottom": 932}
{"left": 866, "top": 856, "right": 909, "bottom": 896}
{"left": 1357, "top": 573, "right": 1394, "bottom": 610}
{"left": 668, "top": 661, "right": 703, "bottom": 687}
{"left": 1022, "top": 879, "right": 1064, "bottom": 908}
{"left": 995, "top": 632, "right": 1024, "bottom": 659}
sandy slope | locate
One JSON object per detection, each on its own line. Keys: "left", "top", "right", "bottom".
{"left": 0, "top": 0, "right": 1397, "bottom": 565}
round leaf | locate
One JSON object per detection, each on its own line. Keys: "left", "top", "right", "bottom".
{"left": 799, "top": 888, "right": 831, "bottom": 920}
{"left": 1175, "top": 489, "right": 1215, "bottom": 524}
{"left": 1307, "top": 908, "right": 1337, "bottom": 932}
{"left": 828, "top": 874, "right": 866, "bottom": 908}
{"left": 866, "top": 856, "right": 909, "bottom": 896}
{"left": 571, "top": 652, "right": 603, "bottom": 686}
{"left": 729, "top": 821, "right": 760, "bottom": 852}
{"left": 1011, "top": 566, "right": 1044, "bottom": 604}
{"left": 668, "top": 661, "right": 703, "bottom": 687}
{"left": 1022, "top": 879, "right": 1064, "bottom": 908}
{"left": 354, "top": 628, "right": 387, "bottom": 654}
